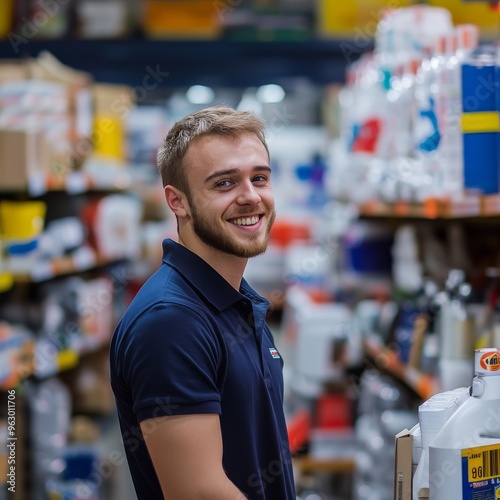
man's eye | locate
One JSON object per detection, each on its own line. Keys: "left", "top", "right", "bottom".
{"left": 215, "top": 180, "right": 233, "bottom": 188}
{"left": 253, "top": 175, "right": 268, "bottom": 183}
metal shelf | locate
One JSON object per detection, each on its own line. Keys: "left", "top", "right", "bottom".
{"left": 0, "top": 38, "right": 368, "bottom": 87}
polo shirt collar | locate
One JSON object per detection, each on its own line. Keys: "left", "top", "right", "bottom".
{"left": 162, "top": 239, "right": 268, "bottom": 312}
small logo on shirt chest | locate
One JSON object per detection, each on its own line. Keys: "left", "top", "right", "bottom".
{"left": 269, "top": 348, "right": 281, "bottom": 359}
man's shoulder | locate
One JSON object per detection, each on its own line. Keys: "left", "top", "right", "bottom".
{"left": 120, "top": 290, "right": 212, "bottom": 333}
{"left": 132, "top": 263, "right": 208, "bottom": 311}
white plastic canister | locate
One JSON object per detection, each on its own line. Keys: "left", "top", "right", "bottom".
{"left": 429, "top": 348, "right": 500, "bottom": 500}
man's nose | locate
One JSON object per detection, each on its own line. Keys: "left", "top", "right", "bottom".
{"left": 236, "top": 181, "right": 261, "bottom": 205}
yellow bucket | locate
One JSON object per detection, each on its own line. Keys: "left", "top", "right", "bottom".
{"left": 0, "top": 201, "right": 46, "bottom": 241}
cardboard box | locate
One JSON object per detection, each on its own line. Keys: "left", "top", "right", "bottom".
{"left": 28, "top": 51, "right": 93, "bottom": 164}
{"left": 92, "top": 83, "right": 133, "bottom": 117}
{"left": 0, "top": 60, "right": 29, "bottom": 84}
{"left": 0, "top": 51, "right": 94, "bottom": 175}
{"left": 0, "top": 129, "right": 50, "bottom": 190}
{"left": 394, "top": 429, "right": 413, "bottom": 500}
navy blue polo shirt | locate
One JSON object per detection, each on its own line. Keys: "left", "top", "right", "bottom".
{"left": 110, "top": 239, "right": 295, "bottom": 499}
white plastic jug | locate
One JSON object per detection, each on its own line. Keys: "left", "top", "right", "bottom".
{"left": 429, "top": 348, "right": 500, "bottom": 500}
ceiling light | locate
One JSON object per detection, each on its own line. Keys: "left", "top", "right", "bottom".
{"left": 186, "top": 85, "right": 215, "bottom": 105}
{"left": 256, "top": 84, "right": 286, "bottom": 104}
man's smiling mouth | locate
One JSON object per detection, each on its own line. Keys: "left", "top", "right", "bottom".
{"left": 228, "top": 216, "right": 261, "bottom": 226}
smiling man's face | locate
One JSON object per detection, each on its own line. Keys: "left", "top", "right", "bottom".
{"left": 182, "top": 132, "right": 275, "bottom": 258}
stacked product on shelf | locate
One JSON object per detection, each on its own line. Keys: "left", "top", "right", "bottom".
{"left": 461, "top": 45, "right": 499, "bottom": 197}
{"left": 2, "top": 0, "right": 499, "bottom": 44}
{"left": 0, "top": 52, "right": 93, "bottom": 193}
{"left": 331, "top": 4, "right": 486, "bottom": 205}
{"left": 0, "top": 52, "right": 151, "bottom": 500}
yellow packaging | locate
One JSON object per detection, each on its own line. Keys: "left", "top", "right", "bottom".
{"left": 93, "top": 115, "right": 125, "bottom": 161}
{"left": 317, "top": 0, "right": 413, "bottom": 38}
{"left": 0, "top": 0, "right": 14, "bottom": 38}
{"left": 0, "top": 201, "right": 46, "bottom": 241}
{"left": 143, "top": 0, "right": 221, "bottom": 39}
{"left": 91, "top": 83, "right": 134, "bottom": 162}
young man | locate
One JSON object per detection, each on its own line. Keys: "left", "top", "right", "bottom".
{"left": 110, "top": 106, "right": 296, "bottom": 499}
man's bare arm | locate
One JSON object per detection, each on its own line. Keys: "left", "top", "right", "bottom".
{"left": 141, "top": 413, "right": 247, "bottom": 499}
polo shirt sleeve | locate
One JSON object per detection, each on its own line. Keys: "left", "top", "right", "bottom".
{"left": 123, "top": 302, "right": 223, "bottom": 422}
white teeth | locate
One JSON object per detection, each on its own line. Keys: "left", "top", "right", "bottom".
{"left": 231, "top": 216, "right": 259, "bottom": 226}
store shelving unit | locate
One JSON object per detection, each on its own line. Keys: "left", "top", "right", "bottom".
{"left": 0, "top": 169, "right": 134, "bottom": 197}
{"left": 12, "top": 254, "right": 126, "bottom": 283}
{"left": 0, "top": 251, "right": 125, "bottom": 391}
{"left": 359, "top": 195, "right": 489, "bottom": 219}
{"left": 0, "top": 159, "right": 137, "bottom": 498}
{"left": 0, "top": 166, "right": 137, "bottom": 383}
{"left": 354, "top": 194, "right": 500, "bottom": 400}
{"left": 363, "top": 337, "right": 440, "bottom": 400}
{"left": 355, "top": 194, "right": 500, "bottom": 220}
{"left": 0, "top": 38, "right": 365, "bottom": 87}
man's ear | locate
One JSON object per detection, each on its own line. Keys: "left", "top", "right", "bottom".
{"left": 164, "top": 185, "right": 190, "bottom": 218}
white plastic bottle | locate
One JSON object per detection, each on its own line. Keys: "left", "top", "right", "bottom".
{"left": 412, "top": 35, "right": 448, "bottom": 199}
{"left": 413, "top": 387, "right": 470, "bottom": 499}
{"left": 429, "top": 348, "right": 500, "bottom": 500}
{"left": 437, "top": 25, "right": 480, "bottom": 200}
{"left": 436, "top": 32, "right": 461, "bottom": 198}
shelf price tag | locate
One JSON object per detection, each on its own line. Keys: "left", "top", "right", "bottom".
{"left": 481, "top": 195, "right": 500, "bottom": 216}
{"left": 361, "top": 201, "right": 377, "bottom": 216}
{"left": 423, "top": 198, "right": 442, "bottom": 219}
{"left": 394, "top": 201, "right": 411, "bottom": 217}
{"left": 450, "top": 196, "right": 482, "bottom": 217}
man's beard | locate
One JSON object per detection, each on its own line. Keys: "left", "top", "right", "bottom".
{"left": 190, "top": 201, "right": 275, "bottom": 258}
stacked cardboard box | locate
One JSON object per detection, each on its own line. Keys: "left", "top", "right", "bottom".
{"left": 0, "top": 53, "right": 93, "bottom": 190}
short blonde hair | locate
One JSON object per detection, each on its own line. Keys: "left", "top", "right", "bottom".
{"left": 157, "top": 105, "right": 269, "bottom": 193}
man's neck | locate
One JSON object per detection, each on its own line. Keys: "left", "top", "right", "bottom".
{"left": 177, "top": 237, "right": 247, "bottom": 291}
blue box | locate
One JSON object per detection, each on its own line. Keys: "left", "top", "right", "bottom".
{"left": 461, "top": 53, "right": 499, "bottom": 195}
{"left": 463, "top": 132, "right": 499, "bottom": 194}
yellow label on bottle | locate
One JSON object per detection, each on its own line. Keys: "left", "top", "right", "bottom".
{"left": 463, "top": 444, "right": 500, "bottom": 482}
{"left": 461, "top": 112, "right": 500, "bottom": 134}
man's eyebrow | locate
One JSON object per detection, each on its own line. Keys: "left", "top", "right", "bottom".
{"left": 204, "top": 166, "right": 271, "bottom": 184}
{"left": 204, "top": 168, "right": 239, "bottom": 184}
